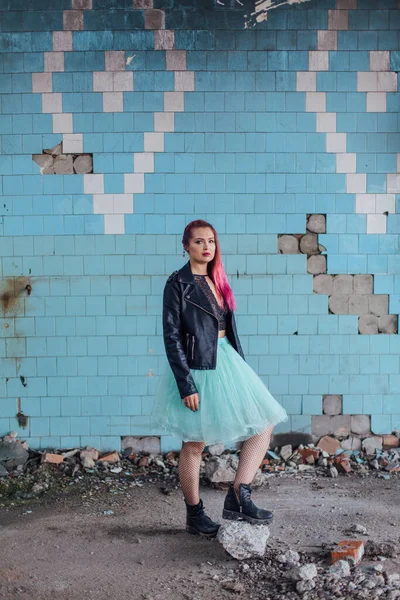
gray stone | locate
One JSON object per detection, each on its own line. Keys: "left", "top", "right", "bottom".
{"left": 74, "top": 155, "right": 93, "bottom": 174}
{"left": 296, "top": 580, "right": 316, "bottom": 593}
{"left": 290, "top": 563, "right": 318, "bottom": 581}
{"left": 351, "top": 415, "right": 371, "bottom": 435}
{"left": 313, "top": 274, "right": 333, "bottom": 295}
{"left": 44, "top": 142, "right": 62, "bottom": 156}
{"left": 299, "top": 233, "right": 319, "bottom": 255}
{"left": 329, "top": 560, "right": 351, "bottom": 577}
{"left": 329, "top": 294, "right": 349, "bottom": 314}
{"left": 311, "top": 415, "right": 351, "bottom": 438}
{"left": 349, "top": 295, "right": 369, "bottom": 315}
{"left": 32, "top": 154, "right": 54, "bottom": 171}
{"left": 354, "top": 275, "right": 373, "bottom": 295}
{"left": 276, "top": 550, "right": 300, "bottom": 566}
{"left": 0, "top": 441, "right": 29, "bottom": 470}
{"left": 208, "top": 443, "right": 225, "bottom": 456}
{"left": 53, "top": 155, "right": 74, "bottom": 175}
{"left": 204, "top": 454, "right": 239, "bottom": 483}
{"left": 307, "top": 214, "right": 326, "bottom": 234}
{"left": 278, "top": 235, "right": 299, "bottom": 254}
{"left": 359, "top": 314, "right": 379, "bottom": 334}
{"left": 0, "top": 463, "right": 8, "bottom": 477}
{"left": 323, "top": 395, "right": 342, "bottom": 416}
{"left": 341, "top": 436, "right": 362, "bottom": 451}
{"left": 307, "top": 255, "right": 326, "bottom": 275}
{"left": 333, "top": 275, "right": 353, "bottom": 295}
{"left": 217, "top": 521, "right": 270, "bottom": 560}
{"left": 379, "top": 315, "right": 398, "bottom": 334}
{"left": 369, "top": 295, "right": 389, "bottom": 317}
{"left": 280, "top": 444, "right": 293, "bottom": 462}
{"left": 362, "top": 436, "right": 383, "bottom": 455}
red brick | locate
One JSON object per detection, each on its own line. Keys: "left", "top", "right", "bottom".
{"left": 317, "top": 435, "right": 341, "bottom": 455}
{"left": 99, "top": 451, "right": 119, "bottom": 463}
{"left": 331, "top": 540, "right": 364, "bottom": 565}
{"left": 383, "top": 435, "right": 399, "bottom": 449}
{"left": 41, "top": 452, "right": 63, "bottom": 464}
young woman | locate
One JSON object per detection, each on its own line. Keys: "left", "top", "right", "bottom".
{"left": 151, "top": 220, "right": 288, "bottom": 538}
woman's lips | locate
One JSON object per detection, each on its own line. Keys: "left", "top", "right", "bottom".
{"left": 203, "top": 253, "right": 210, "bottom": 256}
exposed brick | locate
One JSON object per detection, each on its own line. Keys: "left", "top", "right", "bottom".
{"left": 358, "top": 314, "right": 379, "bottom": 334}
{"left": 331, "top": 540, "right": 364, "bottom": 565}
{"left": 353, "top": 275, "right": 373, "bottom": 295}
{"left": 307, "top": 255, "right": 326, "bottom": 275}
{"left": 369, "top": 295, "right": 388, "bottom": 317}
{"left": 312, "top": 416, "right": 351, "bottom": 438}
{"left": 144, "top": 9, "right": 165, "bottom": 29}
{"left": 41, "top": 453, "right": 63, "bottom": 464}
{"left": 351, "top": 415, "right": 371, "bottom": 435}
{"left": 378, "top": 315, "right": 398, "bottom": 334}
{"left": 333, "top": 275, "right": 353, "bottom": 295}
{"left": 323, "top": 395, "right": 342, "bottom": 416}
{"left": 329, "top": 295, "right": 349, "bottom": 314}
{"left": 278, "top": 235, "right": 299, "bottom": 254}
{"left": 349, "top": 295, "right": 369, "bottom": 315}
{"left": 98, "top": 451, "right": 119, "bottom": 463}
{"left": 316, "top": 435, "right": 341, "bottom": 454}
{"left": 383, "top": 434, "right": 399, "bottom": 449}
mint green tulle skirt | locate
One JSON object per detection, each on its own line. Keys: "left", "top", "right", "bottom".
{"left": 151, "top": 336, "right": 289, "bottom": 446}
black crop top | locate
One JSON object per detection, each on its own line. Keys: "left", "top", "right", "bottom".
{"left": 193, "top": 274, "right": 228, "bottom": 331}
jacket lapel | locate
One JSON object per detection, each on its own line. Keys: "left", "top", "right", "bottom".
{"left": 177, "top": 260, "right": 218, "bottom": 317}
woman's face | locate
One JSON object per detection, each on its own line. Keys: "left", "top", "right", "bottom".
{"left": 185, "top": 227, "right": 216, "bottom": 264}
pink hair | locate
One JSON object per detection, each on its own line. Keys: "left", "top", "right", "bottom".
{"left": 182, "top": 220, "right": 237, "bottom": 312}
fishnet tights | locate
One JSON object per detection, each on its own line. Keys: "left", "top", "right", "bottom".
{"left": 178, "top": 426, "right": 274, "bottom": 505}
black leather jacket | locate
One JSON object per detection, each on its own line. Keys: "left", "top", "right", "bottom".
{"left": 162, "top": 260, "right": 245, "bottom": 399}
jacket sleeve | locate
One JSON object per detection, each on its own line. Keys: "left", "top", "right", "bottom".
{"left": 231, "top": 311, "right": 246, "bottom": 362}
{"left": 162, "top": 279, "right": 198, "bottom": 400}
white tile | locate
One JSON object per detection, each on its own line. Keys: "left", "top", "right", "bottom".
{"left": 105, "top": 51, "right": 126, "bottom": 71}
{"left": 174, "top": 71, "right": 194, "bottom": 92}
{"left": 42, "top": 93, "right": 62, "bottom": 113}
{"left": 357, "top": 72, "right": 378, "bottom": 92}
{"left": 103, "top": 91, "right": 123, "bottom": 112}
{"left": 113, "top": 72, "right": 134, "bottom": 92}
{"left": 133, "top": 152, "right": 154, "bottom": 173}
{"left": 63, "top": 133, "right": 83, "bottom": 153}
{"left": 166, "top": 50, "right": 186, "bottom": 70}
{"left": 317, "top": 30, "right": 337, "bottom": 50}
{"left": 154, "top": 30, "right": 174, "bottom": 50}
{"left": 306, "top": 92, "right": 326, "bottom": 112}
{"left": 387, "top": 174, "right": 400, "bottom": 193}
{"left": 316, "top": 112, "right": 336, "bottom": 132}
{"left": 53, "top": 113, "right": 73, "bottom": 134}
{"left": 328, "top": 9, "right": 349, "bottom": 30}
{"left": 84, "top": 174, "right": 104, "bottom": 195}
{"left": 296, "top": 71, "right": 316, "bottom": 92}
{"left": 44, "top": 52, "right": 64, "bottom": 72}
{"left": 375, "top": 194, "right": 396, "bottom": 214}
{"left": 144, "top": 132, "right": 164, "bottom": 152}
{"left": 124, "top": 173, "right": 145, "bottom": 193}
{"left": 309, "top": 51, "right": 329, "bottom": 71}
{"left": 104, "top": 214, "right": 125, "bottom": 235}
{"left": 355, "top": 193, "right": 375, "bottom": 213}
{"left": 367, "top": 214, "right": 386, "bottom": 234}
{"left": 93, "top": 194, "right": 114, "bottom": 214}
{"left": 52, "top": 31, "right": 72, "bottom": 52}
{"left": 32, "top": 72, "right": 52, "bottom": 93}
{"left": 326, "top": 132, "right": 346, "bottom": 153}
{"left": 377, "top": 72, "right": 397, "bottom": 92}
{"left": 93, "top": 71, "right": 113, "bottom": 92}
{"left": 164, "top": 91, "right": 184, "bottom": 112}
{"left": 336, "top": 153, "right": 356, "bottom": 173}
{"left": 347, "top": 174, "right": 366, "bottom": 194}
{"left": 113, "top": 194, "right": 134, "bottom": 214}
{"left": 154, "top": 112, "right": 174, "bottom": 132}
{"left": 366, "top": 92, "right": 386, "bottom": 113}
{"left": 370, "top": 50, "right": 390, "bottom": 72}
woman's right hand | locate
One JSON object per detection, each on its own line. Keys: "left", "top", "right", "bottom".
{"left": 183, "top": 393, "right": 200, "bottom": 412}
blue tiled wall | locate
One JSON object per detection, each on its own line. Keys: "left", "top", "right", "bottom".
{"left": 0, "top": 0, "right": 399, "bottom": 451}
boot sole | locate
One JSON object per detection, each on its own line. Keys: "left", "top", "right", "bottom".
{"left": 186, "top": 525, "right": 220, "bottom": 538}
{"left": 222, "top": 509, "right": 273, "bottom": 525}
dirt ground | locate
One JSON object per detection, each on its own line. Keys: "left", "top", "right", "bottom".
{"left": 0, "top": 474, "right": 399, "bottom": 600}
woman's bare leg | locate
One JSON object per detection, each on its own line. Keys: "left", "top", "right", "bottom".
{"left": 233, "top": 426, "right": 274, "bottom": 492}
{"left": 178, "top": 441, "right": 205, "bottom": 505}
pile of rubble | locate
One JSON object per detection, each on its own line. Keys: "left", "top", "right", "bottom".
{"left": 0, "top": 431, "right": 399, "bottom": 502}
{"left": 220, "top": 540, "right": 400, "bottom": 599}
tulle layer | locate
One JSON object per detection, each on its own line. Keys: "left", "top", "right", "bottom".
{"left": 151, "top": 336, "right": 288, "bottom": 446}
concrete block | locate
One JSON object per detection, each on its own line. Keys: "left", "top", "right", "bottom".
{"left": 351, "top": 415, "right": 371, "bottom": 435}
{"left": 307, "top": 214, "right": 326, "bottom": 234}
{"left": 307, "top": 255, "right": 326, "bottom": 275}
{"left": 378, "top": 315, "right": 398, "bottom": 334}
{"left": 369, "top": 295, "right": 388, "bottom": 317}
{"left": 300, "top": 233, "right": 319, "bottom": 255}
{"left": 353, "top": 275, "right": 373, "bottom": 295}
{"left": 333, "top": 275, "right": 353, "bottom": 295}
{"left": 313, "top": 275, "right": 333, "bottom": 296}
{"left": 311, "top": 415, "right": 351, "bottom": 438}
{"left": 349, "top": 295, "right": 369, "bottom": 315}
{"left": 358, "top": 314, "right": 378, "bottom": 334}
{"left": 278, "top": 235, "right": 299, "bottom": 254}
{"left": 329, "top": 295, "right": 349, "bottom": 314}
{"left": 323, "top": 395, "right": 342, "bottom": 416}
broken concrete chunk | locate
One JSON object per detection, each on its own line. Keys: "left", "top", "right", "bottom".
{"left": 323, "top": 395, "right": 342, "bottom": 416}
{"left": 329, "top": 559, "right": 351, "bottom": 577}
{"left": 43, "top": 143, "right": 62, "bottom": 156}
{"left": 279, "top": 444, "right": 293, "bottom": 462}
{"left": 278, "top": 235, "right": 299, "bottom": 254}
{"left": 307, "top": 254, "right": 326, "bottom": 275}
{"left": 41, "top": 452, "right": 64, "bottom": 464}
{"left": 204, "top": 454, "right": 238, "bottom": 483}
{"left": 0, "top": 441, "right": 29, "bottom": 470}
{"left": 74, "top": 154, "right": 93, "bottom": 174}
{"left": 54, "top": 155, "right": 74, "bottom": 175}
{"left": 32, "top": 154, "right": 54, "bottom": 170}
{"left": 299, "top": 233, "right": 319, "bottom": 255}
{"left": 307, "top": 214, "right": 326, "bottom": 234}
{"left": 362, "top": 436, "right": 383, "bottom": 455}
{"left": 98, "top": 451, "right": 120, "bottom": 464}
{"left": 217, "top": 521, "right": 270, "bottom": 560}
{"left": 80, "top": 447, "right": 99, "bottom": 469}
{"left": 208, "top": 443, "right": 225, "bottom": 456}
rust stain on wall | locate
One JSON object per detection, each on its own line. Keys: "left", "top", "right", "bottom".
{"left": 0, "top": 277, "right": 31, "bottom": 316}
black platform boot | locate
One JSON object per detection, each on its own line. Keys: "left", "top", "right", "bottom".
{"left": 222, "top": 483, "right": 273, "bottom": 524}
{"left": 185, "top": 499, "right": 220, "bottom": 538}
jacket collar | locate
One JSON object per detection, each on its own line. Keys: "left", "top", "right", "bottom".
{"left": 177, "top": 260, "right": 198, "bottom": 284}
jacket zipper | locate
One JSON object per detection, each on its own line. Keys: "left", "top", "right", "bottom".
{"left": 191, "top": 335, "right": 195, "bottom": 360}
{"left": 185, "top": 297, "right": 219, "bottom": 368}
